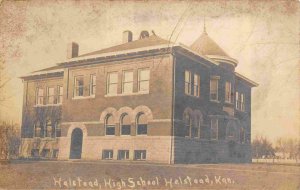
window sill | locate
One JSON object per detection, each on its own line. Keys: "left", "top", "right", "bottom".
{"left": 105, "top": 91, "right": 149, "bottom": 97}
{"left": 185, "top": 93, "right": 201, "bottom": 98}
{"left": 210, "top": 100, "right": 220, "bottom": 103}
{"left": 34, "top": 104, "right": 62, "bottom": 108}
{"left": 224, "top": 101, "right": 234, "bottom": 105}
{"left": 72, "top": 95, "right": 95, "bottom": 100}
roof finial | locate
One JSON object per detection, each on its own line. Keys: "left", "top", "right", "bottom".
{"left": 203, "top": 17, "right": 207, "bottom": 34}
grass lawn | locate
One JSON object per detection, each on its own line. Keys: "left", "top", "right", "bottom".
{"left": 0, "top": 160, "right": 299, "bottom": 189}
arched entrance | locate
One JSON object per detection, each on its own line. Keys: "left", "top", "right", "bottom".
{"left": 69, "top": 128, "right": 83, "bottom": 159}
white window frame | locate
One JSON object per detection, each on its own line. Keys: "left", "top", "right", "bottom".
{"left": 122, "top": 70, "right": 134, "bottom": 94}
{"left": 57, "top": 86, "right": 63, "bottom": 104}
{"left": 211, "top": 118, "right": 218, "bottom": 140}
{"left": 241, "top": 93, "right": 245, "bottom": 111}
{"left": 118, "top": 150, "right": 130, "bottom": 160}
{"left": 36, "top": 87, "right": 44, "bottom": 105}
{"left": 210, "top": 77, "right": 219, "bottom": 101}
{"left": 185, "top": 70, "right": 192, "bottom": 95}
{"left": 73, "top": 75, "right": 84, "bottom": 97}
{"left": 193, "top": 74, "right": 200, "bottom": 97}
{"left": 225, "top": 81, "right": 232, "bottom": 103}
{"left": 102, "top": 150, "right": 113, "bottom": 160}
{"left": 106, "top": 72, "right": 118, "bottom": 95}
{"left": 89, "top": 74, "right": 96, "bottom": 96}
{"left": 138, "top": 68, "right": 150, "bottom": 92}
{"left": 47, "top": 87, "right": 55, "bottom": 105}
{"left": 134, "top": 150, "right": 146, "bottom": 160}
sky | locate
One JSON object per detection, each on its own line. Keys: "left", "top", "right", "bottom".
{"left": 0, "top": 0, "right": 299, "bottom": 142}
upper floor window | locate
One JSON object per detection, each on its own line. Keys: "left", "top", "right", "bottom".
{"left": 107, "top": 72, "right": 118, "bottom": 95}
{"left": 210, "top": 77, "right": 219, "bottom": 101}
{"left": 225, "top": 81, "right": 232, "bottom": 103}
{"left": 138, "top": 69, "right": 150, "bottom": 92}
{"left": 105, "top": 114, "right": 115, "bottom": 135}
{"left": 193, "top": 74, "right": 200, "bottom": 97}
{"left": 74, "top": 76, "right": 84, "bottom": 97}
{"left": 122, "top": 71, "right": 133, "bottom": 94}
{"left": 45, "top": 120, "right": 53, "bottom": 138}
{"left": 47, "top": 87, "right": 55, "bottom": 104}
{"left": 241, "top": 93, "right": 245, "bottom": 111}
{"left": 185, "top": 71, "right": 192, "bottom": 95}
{"left": 89, "top": 74, "right": 96, "bottom": 96}
{"left": 211, "top": 118, "right": 218, "bottom": 140}
{"left": 121, "top": 114, "right": 131, "bottom": 135}
{"left": 57, "top": 86, "right": 63, "bottom": 104}
{"left": 36, "top": 88, "right": 44, "bottom": 105}
{"left": 136, "top": 113, "right": 147, "bottom": 135}
{"left": 236, "top": 92, "right": 245, "bottom": 111}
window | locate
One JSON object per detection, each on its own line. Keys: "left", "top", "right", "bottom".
{"left": 57, "top": 86, "right": 63, "bottom": 104}
{"left": 52, "top": 149, "right": 59, "bottom": 158}
{"left": 45, "top": 120, "right": 52, "bottom": 138}
{"left": 122, "top": 71, "right": 134, "bottom": 94}
{"left": 89, "top": 74, "right": 96, "bottom": 96}
{"left": 240, "top": 127, "right": 245, "bottom": 143}
{"left": 105, "top": 115, "right": 115, "bottom": 135}
{"left": 55, "top": 120, "right": 61, "bottom": 137}
{"left": 211, "top": 118, "right": 218, "bottom": 140}
{"left": 121, "top": 114, "right": 131, "bottom": 135}
{"left": 193, "top": 74, "right": 200, "bottom": 97}
{"left": 74, "top": 76, "right": 84, "bottom": 97}
{"left": 227, "top": 125, "right": 235, "bottom": 138}
{"left": 31, "top": 149, "right": 39, "bottom": 157}
{"left": 47, "top": 87, "right": 55, "bottom": 104}
{"left": 210, "top": 78, "right": 219, "bottom": 101}
{"left": 241, "top": 93, "right": 245, "bottom": 111}
{"left": 136, "top": 113, "right": 147, "bottom": 135}
{"left": 184, "top": 113, "right": 191, "bottom": 137}
{"left": 107, "top": 72, "right": 118, "bottom": 95}
{"left": 102, "top": 150, "right": 113, "bottom": 160}
{"left": 34, "top": 122, "right": 41, "bottom": 137}
{"left": 134, "top": 150, "right": 146, "bottom": 160}
{"left": 225, "top": 82, "right": 232, "bottom": 103}
{"left": 118, "top": 150, "right": 129, "bottom": 160}
{"left": 36, "top": 88, "right": 44, "bottom": 105}
{"left": 138, "top": 69, "right": 150, "bottom": 92}
{"left": 185, "top": 71, "right": 192, "bottom": 95}
{"left": 235, "top": 92, "right": 239, "bottom": 109}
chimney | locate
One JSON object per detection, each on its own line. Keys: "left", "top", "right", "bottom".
{"left": 67, "top": 42, "right": 79, "bottom": 59}
{"left": 139, "top": 30, "right": 149, "bottom": 39}
{"left": 123, "top": 30, "right": 133, "bottom": 43}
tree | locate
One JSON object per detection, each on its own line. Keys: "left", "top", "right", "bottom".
{"left": 0, "top": 122, "right": 20, "bottom": 161}
{"left": 252, "top": 135, "right": 275, "bottom": 158}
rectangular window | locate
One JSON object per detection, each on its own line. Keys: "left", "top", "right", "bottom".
{"left": 47, "top": 87, "right": 55, "bottom": 104}
{"left": 138, "top": 69, "right": 150, "bottom": 92}
{"left": 55, "top": 121, "right": 61, "bottom": 137}
{"left": 210, "top": 78, "right": 219, "bottom": 101}
{"left": 121, "top": 125, "right": 131, "bottom": 135}
{"left": 193, "top": 74, "right": 200, "bottom": 97}
{"left": 106, "top": 125, "right": 115, "bottom": 135}
{"left": 185, "top": 70, "right": 191, "bottom": 95}
{"left": 107, "top": 72, "right": 118, "bottom": 95}
{"left": 134, "top": 150, "right": 146, "bottom": 160}
{"left": 102, "top": 150, "right": 113, "bottom": 160}
{"left": 122, "top": 71, "right": 134, "bottom": 94}
{"left": 34, "top": 123, "right": 41, "bottom": 138}
{"left": 45, "top": 120, "right": 52, "bottom": 138}
{"left": 211, "top": 118, "right": 218, "bottom": 140}
{"left": 241, "top": 93, "right": 245, "bottom": 111}
{"left": 137, "top": 124, "right": 147, "bottom": 135}
{"left": 118, "top": 150, "right": 129, "bottom": 160}
{"left": 57, "top": 86, "right": 63, "bottom": 104}
{"left": 74, "top": 76, "right": 84, "bottom": 97}
{"left": 236, "top": 92, "right": 239, "bottom": 109}
{"left": 89, "top": 74, "right": 96, "bottom": 96}
{"left": 36, "top": 88, "right": 44, "bottom": 105}
{"left": 225, "top": 82, "right": 232, "bottom": 103}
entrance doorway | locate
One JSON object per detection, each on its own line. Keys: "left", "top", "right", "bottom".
{"left": 69, "top": 128, "right": 83, "bottom": 159}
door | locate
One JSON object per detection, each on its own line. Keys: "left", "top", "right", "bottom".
{"left": 69, "top": 128, "right": 83, "bottom": 159}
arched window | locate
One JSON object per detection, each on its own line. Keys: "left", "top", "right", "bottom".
{"left": 34, "top": 121, "right": 41, "bottom": 138}
{"left": 184, "top": 113, "right": 191, "bottom": 137}
{"left": 45, "top": 120, "right": 52, "bottom": 138}
{"left": 136, "top": 113, "right": 147, "bottom": 135}
{"left": 121, "top": 114, "right": 131, "bottom": 135}
{"left": 105, "top": 114, "right": 115, "bottom": 135}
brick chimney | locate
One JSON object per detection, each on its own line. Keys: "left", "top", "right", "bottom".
{"left": 123, "top": 30, "right": 133, "bottom": 43}
{"left": 67, "top": 42, "right": 79, "bottom": 59}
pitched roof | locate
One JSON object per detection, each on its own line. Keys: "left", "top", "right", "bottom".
{"left": 79, "top": 35, "right": 171, "bottom": 57}
{"left": 190, "top": 31, "right": 229, "bottom": 57}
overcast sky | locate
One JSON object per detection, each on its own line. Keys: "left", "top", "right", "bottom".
{"left": 0, "top": 0, "right": 299, "bottom": 142}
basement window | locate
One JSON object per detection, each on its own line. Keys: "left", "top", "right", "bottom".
{"left": 102, "top": 150, "right": 113, "bottom": 160}
{"left": 134, "top": 150, "right": 146, "bottom": 160}
{"left": 118, "top": 150, "right": 129, "bottom": 160}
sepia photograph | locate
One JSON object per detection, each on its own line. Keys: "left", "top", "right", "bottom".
{"left": 0, "top": 0, "right": 299, "bottom": 189}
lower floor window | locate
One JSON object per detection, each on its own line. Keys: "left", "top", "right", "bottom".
{"left": 102, "top": 150, "right": 113, "bottom": 160}
{"left": 31, "top": 149, "right": 39, "bottom": 157}
{"left": 41, "top": 149, "right": 51, "bottom": 157}
{"left": 106, "top": 125, "right": 115, "bottom": 135}
{"left": 134, "top": 150, "right": 146, "bottom": 160}
{"left": 53, "top": 149, "right": 59, "bottom": 158}
{"left": 118, "top": 150, "right": 129, "bottom": 160}
{"left": 137, "top": 124, "right": 147, "bottom": 135}
{"left": 121, "top": 125, "right": 131, "bottom": 135}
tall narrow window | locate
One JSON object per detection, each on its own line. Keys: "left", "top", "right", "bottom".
{"left": 211, "top": 118, "right": 218, "bottom": 140}
{"left": 236, "top": 92, "right": 239, "bottom": 109}
{"left": 137, "top": 113, "right": 147, "bottom": 135}
{"left": 184, "top": 113, "right": 191, "bottom": 137}
{"left": 121, "top": 114, "right": 131, "bottom": 135}
{"left": 193, "top": 74, "right": 200, "bottom": 97}
{"left": 74, "top": 76, "right": 84, "bottom": 97}
{"left": 47, "top": 87, "right": 55, "bottom": 104}
{"left": 138, "top": 69, "right": 150, "bottom": 92}
{"left": 36, "top": 88, "right": 44, "bottom": 105}
{"left": 55, "top": 120, "right": 61, "bottom": 137}
{"left": 34, "top": 122, "right": 41, "bottom": 137}
{"left": 241, "top": 93, "right": 245, "bottom": 111}
{"left": 45, "top": 120, "right": 52, "bottom": 138}
{"left": 107, "top": 72, "right": 118, "bottom": 95}
{"left": 240, "top": 127, "right": 245, "bottom": 143}
{"left": 89, "top": 74, "right": 96, "bottom": 96}
{"left": 210, "top": 78, "right": 219, "bottom": 101}
{"left": 185, "top": 71, "right": 191, "bottom": 95}
{"left": 122, "top": 71, "right": 133, "bottom": 94}
{"left": 105, "top": 115, "right": 115, "bottom": 135}
{"left": 57, "top": 86, "right": 63, "bottom": 104}
{"left": 225, "top": 82, "right": 232, "bottom": 103}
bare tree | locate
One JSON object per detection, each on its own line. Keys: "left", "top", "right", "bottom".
{"left": 252, "top": 135, "right": 275, "bottom": 158}
{"left": 0, "top": 122, "right": 20, "bottom": 161}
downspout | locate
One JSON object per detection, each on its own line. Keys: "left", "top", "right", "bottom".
{"left": 170, "top": 51, "right": 176, "bottom": 164}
